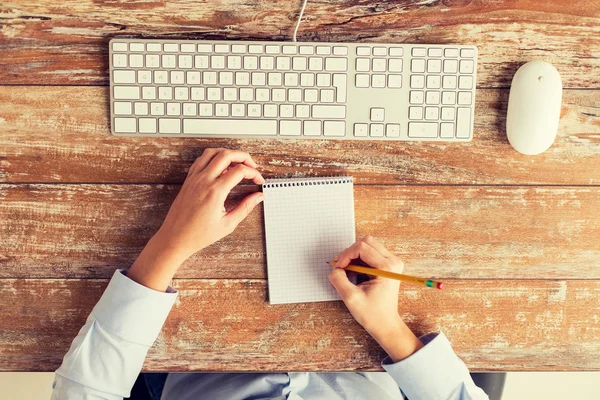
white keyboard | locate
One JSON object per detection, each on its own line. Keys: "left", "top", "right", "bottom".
{"left": 109, "top": 39, "right": 477, "bottom": 141}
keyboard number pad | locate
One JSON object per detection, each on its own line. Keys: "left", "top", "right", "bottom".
{"left": 408, "top": 46, "right": 476, "bottom": 139}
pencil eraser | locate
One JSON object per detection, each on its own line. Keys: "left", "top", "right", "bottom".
{"left": 437, "top": 282, "right": 444, "bottom": 290}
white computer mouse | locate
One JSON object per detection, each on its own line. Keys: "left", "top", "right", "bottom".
{"left": 506, "top": 61, "right": 562, "bottom": 155}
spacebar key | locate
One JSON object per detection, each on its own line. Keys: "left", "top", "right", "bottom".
{"left": 184, "top": 119, "right": 277, "bottom": 135}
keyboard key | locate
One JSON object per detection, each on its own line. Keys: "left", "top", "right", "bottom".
{"left": 114, "top": 86, "right": 140, "bottom": 100}
{"left": 325, "top": 58, "right": 347, "bottom": 72}
{"left": 212, "top": 55, "right": 225, "bottom": 69}
{"left": 389, "top": 48, "right": 403, "bottom": 57}
{"left": 170, "top": 71, "right": 184, "bottom": 84}
{"left": 296, "top": 104, "right": 310, "bottom": 118}
{"left": 235, "top": 71, "right": 249, "bottom": 85}
{"left": 175, "top": 87, "right": 189, "bottom": 100}
{"left": 159, "top": 118, "right": 180, "bottom": 134}
{"left": 151, "top": 103, "right": 165, "bottom": 116}
{"left": 460, "top": 59, "right": 474, "bottom": 74}
{"left": 284, "top": 72, "right": 299, "bottom": 87}
{"left": 320, "top": 89, "right": 335, "bottom": 103}
{"left": 139, "top": 118, "right": 157, "bottom": 133}
{"left": 180, "top": 43, "right": 195, "bottom": 53}
{"left": 130, "top": 54, "right": 143, "bottom": 68}
{"left": 215, "top": 44, "right": 229, "bottom": 53}
{"left": 425, "top": 107, "right": 439, "bottom": 120}
{"left": 313, "top": 105, "right": 346, "bottom": 119}
{"left": 370, "top": 124, "right": 384, "bottom": 137}
{"left": 145, "top": 55, "right": 159, "bottom": 68}
{"left": 248, "top": 104, "right": 262, "bottom": 117}
{"left": 456, "top": 108, "right": 471, "bottom": 138}
{"left": 372, "top": 74, "right": 386, "bottom": 88}
{"left": 388, "top": 75, "right": 402, "bottom": 88}
{"left": 324, "top": 121, "right": 345, "bottom": 136}
{"left": 199, "top": 103, "right": 213, "bottom": 116}
{"left": 409, "top": 106, "right": 423, "bottom": 120}
{"left": 267, "top": 72, "right": 282, "bottom": 86}
{"left": 280, "top": 104, "right": 294, "bottom": 120}
{"left": 354, "top": 123, "right": 368, "bottom": 137}
{"left": 282, "top": 45, "right": 297, "bottom": 55}
{"left": 112, "top": 42, "right": 128, "bottom": 51}
{"left": 444, "top": 48, "right": 459, "bottom": 57}
{"left": 164, "top": 43, "right": 178, "bottom": 52}
{"left": 300, "top": 46, "right": 314, "bottom": 55}
{"left": 370, "top": 108, "right": 385, "bottom": 122}
{"left": 183, "top": 119, "right": 278, "bottom": 136}
{"left": 263, "top": 104, "right": 277, "bottom": 117}
{"left": 388, "top": 58, "right": 403, "bottom": 72}
{"left": 410, "top": 75, "right": 425, "bottom": 89}
{"left": 251, "top": 72, "right": 266, "bottom": 86}
{"left": 442, "top": 91, "right": 456, "bottom": 105}
{"left": 316, "top": 46, "right": 331, "bottom": 55}
{"left": 441, "top": 107, "right": 455, "bottom": 121}
{"left": 442, "top": 75, "right": 457, "bottom": 89}
{"left": 304, "top": 89, "right": 318, "bottom": 103}
{"left": 300, "top": 73, "right": 315, "bottom": 87}
{"left": 277, "top": 56, "right": 291, "bottom": 70}
{"left": 186, "top": 71, "right": 201, "bottom": 85}
{"left": 166, "top": 102, "right": 180, "bottom": 116}
{"left": 191, "top": 87, "right": 205, "bottom": 101}
{"left": 158, "top": 87, "right": 172, "bottom": 100}
{"left": 142, "top": 87, "right": 156, "bottom": 100}
{"left": 265, "top": 45, "right": 280, "bottom": 54}
{"left": 458, "top": 91, "right": 472, "bottom": 105}
{"left": 373, "top": 47, "right": 387, "bottom": 56}
{"left": 304, "top": 120, "right": 322, "bottom": 136}
{"left": 228, "top": 55, "right": 242, "bottom": 70}
{"left": 255, "top": 88, "right": 269, "bottom": 102}
{"left": 178, "top": 55, "right": 193, "bottom": 69}
{"left": 272, "top": 88, "right": 286, "bottom": 102}
{"left": 239, "top": 88, "right": 253, "bottom": 101}
{"left": 244, "top": 56, "right": 258, "bottom": 70}
{"left": 356, "top": 47, "right": 370, "bottom": 56}
{"left": 197, "top": 44, "right": 212, "bottom": 53}
{"left": 427, "top": 59, "right": 442, "bottom": 73}
{"left": 411, "top": 59, "right": 425, "bottom": 73}
{"left": 426, "top": 91, "right": 440, "bottom": 104}
{"left": 410, "top": 91, "right": 424, "bottom": 104}
{"left": 147, "top": 43, "right": 161, "bottom": 52}
{"left": 412, "top": 48, "right": 426, "bottom": 57}
{"left": 461, "top": 48, "right": 475, "bottom": 58}
{"left": 249, "top": 44, "right": 263, "bottom": 54}
{"left": 408, "top": 122, "right": 438, "bottom": 138}
{"left": 114, "top": 118, "right": 136, "bottom": 133}
{"left": 333, "top": 74, "right": 347, "bottom": 102}
{"left": 113, "top": 54, "right": 127, "bottom": 68}
{"left": 207, "top": 88, "right": 221, "bottom": 101}
{"left": 280, "top": 120, "right": 301, "bottom": 135}
{"left": 288, "top": 88, "right": 302, "bottom": 102}
{"left": 316, "top": 73, "right": 331, "bottom": 87}
{"left": 443, "top": 59, "right": 458, "bottom": 73}
{"left": 333, "top": 46, "right": 348, "bottom": 56}
{"left": 426, "top": 75, "right": 441, "bottom": 89}
{"left": 183, "top": 103, "right": 197, "bottom": 116}
{"left": 372, "top": 58, "right": 386, "bottom": 72}
{"left": 162, "top": 54, "right": 176, "bottom": 68}
{"left": 114, "top": 101, "right": 132, "bottom": 115}
{"left": 309, "top": 57, "right": 323, "bottom": 71}
{"left": 113, "top": 70, "right": 136, "bottom": 84}
{"left": 356, "top": 58, "right": 370, "bottom": 72}
{"left": 440, "top": 122, "right": 454, "bottom": 138}
{"left": 356, "top": 74, "right": 369, "bottom": 88}
{"left": 195, "top": 55, "right": 209, "bottom": 69}
{"left": 154, "top": 71, "right": 168, "bottom": 84}
{"left": 260, "top": 56, "right": 274, "bottom": 70}
{"left": 386, "top": 124, "right": 400, "bottom": 137}
{"left": 459, "top": 75, "right": 473, "bottom": 89}
{"left": 231, "top": 44, "right": 246, "bottom": 54}
{"left": 428, "top": 48, "right": 442, "bottom": 57}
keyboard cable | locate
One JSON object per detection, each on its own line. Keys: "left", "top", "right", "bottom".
{"left": 292, "top": 0, "right": 309, "bottom": 42}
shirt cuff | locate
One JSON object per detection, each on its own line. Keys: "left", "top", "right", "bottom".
{"left": 92, "top": 269, "right": 178, "bottom": 346}
{"left": 382, "top": 331, "right": 472, "bottom": 400}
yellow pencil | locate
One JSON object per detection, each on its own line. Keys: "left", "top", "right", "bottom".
{"left": 327, "top": 262, "right": 444, "bottom": 290}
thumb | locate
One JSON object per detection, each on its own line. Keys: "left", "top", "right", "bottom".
{"left": 225, "top": 192, "right": 264, "bottom": 228}
{"left": 329, "top": 267, "right": 360, "bottom": 300}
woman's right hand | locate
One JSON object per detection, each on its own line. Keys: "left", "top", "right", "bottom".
{"left": 329, "top": 235, "right": 424, "bottom": 362}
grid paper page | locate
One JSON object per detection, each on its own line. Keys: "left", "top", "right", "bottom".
{"left": 263, "top": 177, "right": 355, "bottom": 304}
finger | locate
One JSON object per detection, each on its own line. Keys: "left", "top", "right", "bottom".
{"left": 224, "top": 191, "right": 264, "bottom": 228}
{"left": 361, "top": 235, "right": 393, "bottom": 258}
{"left": 329, "top": 268, "right": 360, "bottom": 300}
{"left": 205, "top": 150, "right": 258, "bottom": 179}
{"left": 187, "top": 148, "right": 221, "bottom": 177}
{"left": 218, "top": 164, "right": 265, "bottom": 193}
{"left": 336, "top": 240, "right": 391, "bottom": 271}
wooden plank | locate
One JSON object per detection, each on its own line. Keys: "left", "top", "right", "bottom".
{"left": 1, "top": 1, "right": 600, "bottom": 87}
{"left": 1, "top": 278, "right": 599, "bottom": 372}
{"left": 1, "top": 184, "right": 599, "bottom": 280}
{"left": 0, "top": 87, "right": 599, "bottom": 184}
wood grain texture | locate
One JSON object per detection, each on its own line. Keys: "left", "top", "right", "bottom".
{"left": 0, "top": 87, "right": 599, "bottom": 184}
{"left": 1, "top": 278, "right": 599, "bottom": 372}
{"left": 1, "top": 0, "right": 599, "bottom": 87}
{"left": 1, "top": 184, "right": 599, "bottom": 279}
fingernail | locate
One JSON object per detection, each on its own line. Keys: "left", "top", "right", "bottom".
{"left": 334, "top": 255, "right": 339, "bottom": 261}
{"left": 256, "top": 194, "right": 265, "bottom": 204}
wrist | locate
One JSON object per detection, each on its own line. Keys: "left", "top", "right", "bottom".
{"left": 369, "top": 316, "right": 424, "bottom": 362}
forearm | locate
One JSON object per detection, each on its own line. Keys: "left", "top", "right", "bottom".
{"left": 368, "top": 316, "right": 424, "bottom": 362}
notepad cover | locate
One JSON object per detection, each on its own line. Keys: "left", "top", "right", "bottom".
{"left": 263, "top": 177, "right": 355, "bottom": 304}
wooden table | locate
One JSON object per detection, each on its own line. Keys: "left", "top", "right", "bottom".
{"left": 1, "top": 0, "right": 599, "bottom": 372}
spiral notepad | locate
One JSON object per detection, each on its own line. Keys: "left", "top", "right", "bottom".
{"left": 263, "top": 177, "right": 355, "bottom": 304}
